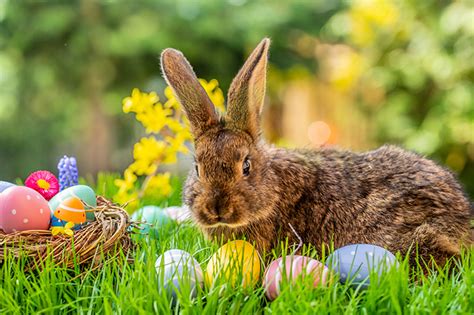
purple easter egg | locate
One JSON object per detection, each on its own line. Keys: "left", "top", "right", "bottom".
{"left": 326, "top": 244, "right": 397, "bottom": 288}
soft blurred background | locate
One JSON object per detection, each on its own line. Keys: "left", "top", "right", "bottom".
{"left": 0, "top": 0, "right": 473, "bottom": 198}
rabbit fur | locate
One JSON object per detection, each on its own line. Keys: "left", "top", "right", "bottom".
{"left": 161, "top": 38, "right": 472, "bottom": 266}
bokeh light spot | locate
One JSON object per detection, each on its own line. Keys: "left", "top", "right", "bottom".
{"left": 308, "top": 121, "right": 331, "bottom": 146}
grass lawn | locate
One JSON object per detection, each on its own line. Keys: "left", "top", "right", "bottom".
{"left": 1, "top": 175, "right": 473, "bottom": 314}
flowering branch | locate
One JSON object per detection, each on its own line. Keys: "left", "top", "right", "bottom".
{"left": 114, "top": 80, "right": 225, "bottom": 210}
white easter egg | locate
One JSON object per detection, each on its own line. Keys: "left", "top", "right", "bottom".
{"left": 0, "top": 181, "right": 15, "bottom": 193}
{"left": 155, "top": 249, "right": 203, "bottom": 301}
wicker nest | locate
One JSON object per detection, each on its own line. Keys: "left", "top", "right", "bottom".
{"left": 0, "top": 196, "right": 135, "bottom": 270}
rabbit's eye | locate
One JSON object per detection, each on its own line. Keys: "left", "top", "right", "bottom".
{"left": 243, "top": 158, "right": 251, "bottom": 176}
{"left": 195, "top": 164, "right": 199, "bottom": 177}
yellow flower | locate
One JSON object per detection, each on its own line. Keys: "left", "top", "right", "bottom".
{"left": 113, "top": 190, "right": 139, "bottom": 210}
{"left": 348, "top": 0, "right": 400, "bottom": 46}
{"left": 51, "top": 222, "right": 75, "bottom": 237}
{"left": 166, "top": 118, "right": 186, "bottom": 133}
{"left": 199, "top": 78, "right": 226, "bottom": 113}
{"left": 328, "top": 49, "right": 365, "bottom": 91}
{"left": 136, "top": 105, "right": 173, "bottom": 134}
{"left": 165, "top": 133, "right": 190, "bottom": 155}
{"left": 114, "top": 168, "right": 137, "bottom": 193}
{"left": 164, "top": 86, "right": 181, "bottom": 110}
{"left": 353, "top": 0, "right": 399, "bottom": 27}
{"left": 133, "top": 137, "right": 167, "bottom": 164}
{"left": 349, "top": 14, "right": 375, "bottom": 46}
{"left": 122, "top": 88, "right": 159, "bottom": 114}
{"left": 129, "top": 160, "right": 157, "bottom": 176}
{"left": 115, "top": 78, "right": 223, "bottom": 208}
{"left": 164, "top": 79, "right": 226, "bottom": 113}
{"left": 145, "top": 172, "right": 172, "bottom": 197}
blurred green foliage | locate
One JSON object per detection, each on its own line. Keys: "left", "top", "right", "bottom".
{"left": 0, "top": 0, "right": 472, "bottom": 197}
{"left": 0, "top": 0, "right": 340, "bottom": 178}
{"left": 324, "top": 0, "right": 474, "bottom": 196}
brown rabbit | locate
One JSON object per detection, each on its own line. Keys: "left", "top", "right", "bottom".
{"left": 161, "top": 38, "right": 472, "bottom": 266}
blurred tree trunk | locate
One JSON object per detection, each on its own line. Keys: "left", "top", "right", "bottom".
{"left": 280, "top": 79, "right": 371, "bottom": 150}
{"left": 78, "top": 0, "right": 113, "bottom": 175}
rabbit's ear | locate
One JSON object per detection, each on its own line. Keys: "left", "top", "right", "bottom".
{"left": 226, "top": 38, "right": 270, "bottom": 140}
{"left": 161, "top": 48, "right": 219, "bottom": 137}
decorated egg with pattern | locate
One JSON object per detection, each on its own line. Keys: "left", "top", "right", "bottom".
{"left": 49, "top": 185, "right": 96, "bottom": 222}
{"left": 263, "top": 255, "right": 331, "bottom": 300}
{"left": 53, "top": 196, "right": 87, "bottom": 224}
{"left": 0, "top": 186, "right": 51, "bottom": 233}
{"left": 155, "top": 249, "right": 204, "bottom": 301}
{"left": 206, "top": 240, "right": 261, "bottom": 288}
{"left": 326, "top": 244, "right": 397, "bottom": 288}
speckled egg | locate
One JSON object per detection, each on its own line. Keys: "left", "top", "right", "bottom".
{"left": 155, "top": 249, "right": 203, "bottom": 301}
{"left": 0, "top": 186, "right": 51, "bottom": 233}
{"left": 263, "top": 255, "right": 331, "bottom": 300}
{"left": 0, "top": 181, "right": 15, "bottom": 193}
{"left": 326, "top": 244, "right": 397, "bottom": 288}
{"left": 206, "top": 240, "right": 261, "bottom": 288}
{"left": 49, "top": 185, "right": 96, "bottom": 222}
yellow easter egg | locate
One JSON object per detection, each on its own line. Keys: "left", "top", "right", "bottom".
{"left": 205, "top": 240, "right": 261, "bottom": 288}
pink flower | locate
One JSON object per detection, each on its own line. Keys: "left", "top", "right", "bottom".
{"left": 25, "top": 170, "right": 60, "bottom": 201}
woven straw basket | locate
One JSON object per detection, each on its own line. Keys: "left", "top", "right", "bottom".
{"left": 0, "top": 196, "right": 135, "bottom": 270}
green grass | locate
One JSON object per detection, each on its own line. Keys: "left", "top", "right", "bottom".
{"left": 1, "top": 175, "right": 473, "bottom": 314}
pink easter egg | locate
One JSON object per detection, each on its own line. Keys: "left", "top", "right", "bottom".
{"left": 0, "top": 186, "right": 51, "bottom": 233}
{"left": 263, "top": 255, "right": 330, "bottom": 301}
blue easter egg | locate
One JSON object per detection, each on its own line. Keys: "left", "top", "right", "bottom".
{"left": 326, "top": 244, "right": 397, "bottom": 288}
{"left": 132, "top": 206, "right": 173, "bottom": 238}
{"left": 155, "top": 249, "right": 203, "bottom": 302}
{"left": 0, "top": 181, "right": 15, "bottom": 193}
{"left": 50, "top": 213, "right": 82, "bottom": 230}
{"left": 50, "top": 215, "right": 63, "bottom": 227}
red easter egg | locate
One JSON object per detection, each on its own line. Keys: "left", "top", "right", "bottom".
{"left": 0, "top": 186, "right": 51, "bottom": 233}
{"left": 263, "top": 255, "right": 330, "bottom": 301}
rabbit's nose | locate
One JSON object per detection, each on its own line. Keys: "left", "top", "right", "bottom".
{"left": 210, "top": 193, "right": 227, "bottom": 218}
{"left": 213, "top": 200, "right": 224, "bottom": 218}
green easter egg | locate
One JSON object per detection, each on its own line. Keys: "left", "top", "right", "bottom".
{"left": 131, "top": 206, "right": 173, "bottom": 238}
{"left": 49, "top": 185, "right": 97, "bottom": 221}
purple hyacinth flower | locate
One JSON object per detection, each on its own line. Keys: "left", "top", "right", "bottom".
{"left": 58, "top": 155, "right": 79, "bottom": 191}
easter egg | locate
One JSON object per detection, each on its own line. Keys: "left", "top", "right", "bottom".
{"left": 0, "top": 181, "right": 15, "bottom": 193}
{"left": 131, "top": 206, "right": 173, "bottom": 238}
{"left": 206, "top": 240, "right": 261, "bottom": 288}
{"left": 263, "top": 255, "right": 331, "bottom": 300}
{"left": 48, "top": 185, "right": 96, "bottom": 221}
{"left": 155, "top": 249, "right": 203, "bottom": 301}
{"left": 0, "top": 186, "right": 51, "bottom": 233}
{"left": 326, "top": 244, "right": 397, "bottom": 288}
{"left": 50, "top": 215, "right": 65, "bottom": 227}
{"left": 53, "top": 197, "right": 87, "bottom": 224}
{"left": 132, "top": 206, "right": 172, "bottom": 225}
{"left": 163, "top": 205, "right": 191, "bottom": 223}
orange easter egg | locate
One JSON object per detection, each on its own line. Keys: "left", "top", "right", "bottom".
{"left": 54, "top": 196, "right": 86, "bottom": 224}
